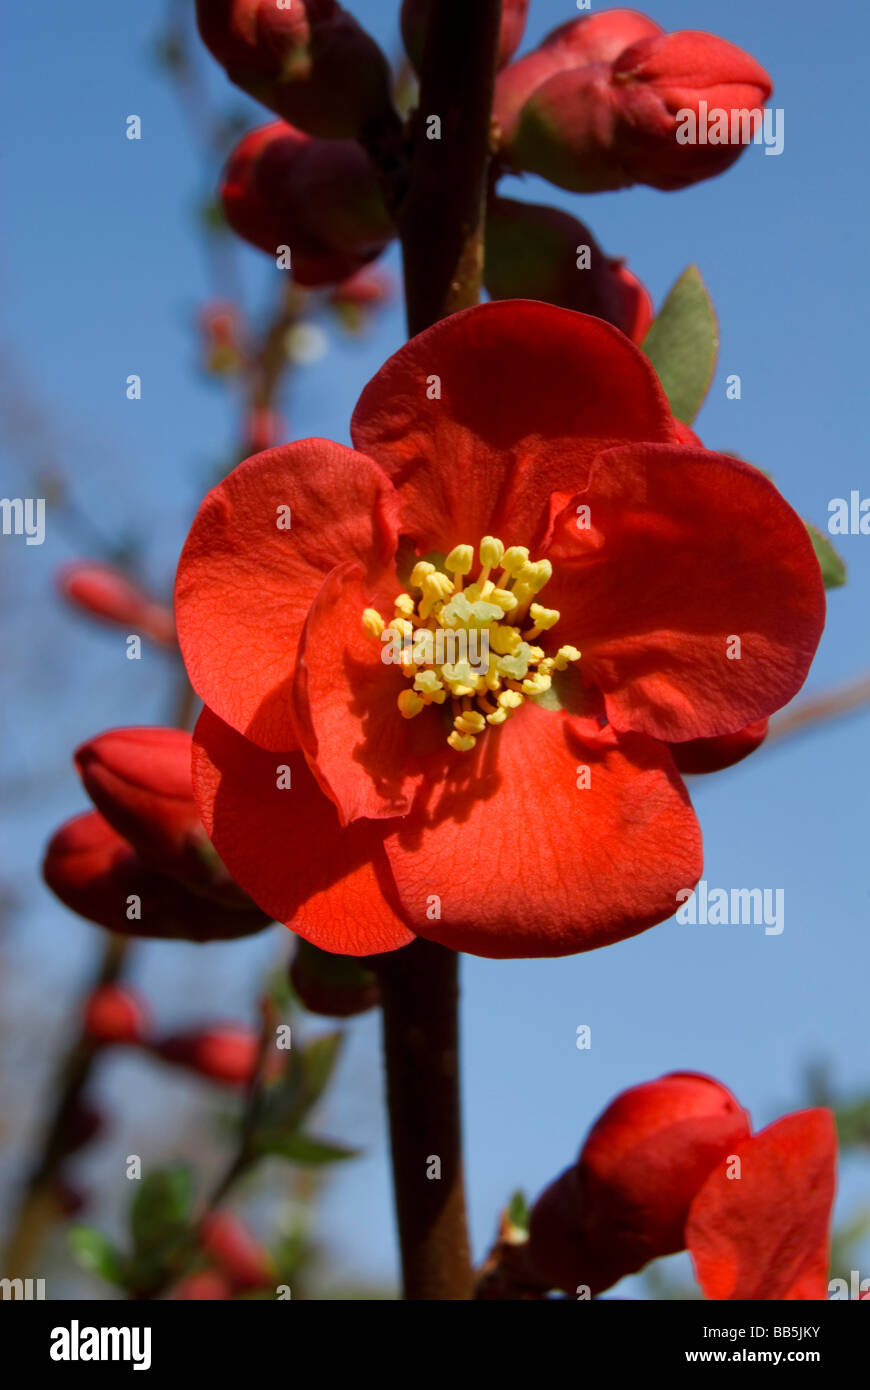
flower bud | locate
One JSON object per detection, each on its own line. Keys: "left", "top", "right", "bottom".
{"left": 503, "top": 21, "right": 772, "bottom": 193}
{"left": 199, "top": 301, "right": 244, "bottom": 375}
{"left": 64, "top": 1101, "right": 105, "bottom": 1154}
{"left": 525, "top": 1072, "right": 750, "bottom": 1294}
{"left": 401, "top": 0, "right": 529, "bottom": 74}
{"left": 173, "top": 1270, "right": 233, "bottom": 1300}
{"left": 221, "top": 121, "right": 394, "bottom": 286}
{"left": 83, "top": 983, "right": 151, "bottom": 1046}
{"left": 57, "top": 563, "right": 175, "bottom": 646}
{"left": 495, "top": 11, "right": 662, "bottom": 145}
{"left": 485, "top": 197, "right": 652, "bottom": 343}
{"left": 151, "top": 1026, "right": 259, "bottom": 1086}
{"left": 244, "top": 405, "right": 285, "bottom": 455}
{"left": 195, "top": 0, "right": 395, "bottom": 140}
{"left": 43, "top": 811, "right": 270, "bottom": 942}
{"left": 199, "top": 1211, "right": 274, "bottom": 1290}
{"left": 289, "top": 938, "right": 379, "bottom": 1017}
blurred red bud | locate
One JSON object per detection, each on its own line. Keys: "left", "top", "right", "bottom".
{"left": 526, "top": 1072, "right": 751, "bottom": 1294}
{"left": 289, "top": 938, "right": 379, "bottom": 1018}
{"left": 484, "top": 197, "right": 652, "bottom": 343}
{"left": 328, "top": 265, "right": 393, "bottom": 309}
{"left": 401, "top": 0, "right": 529, "bottom": 73}
{"left": 199, "top": 301, "right": 244, "bottom": 374}
{"left": 244, "top": 406, "right": 285, "bottom": 455}
{"left": 221, "top": 121, "right": 394, "bottom": 286}
{"left": 173, "top": 1270, "right": 233, "bottom": 1300}
{"left": 43, "top": 811, "right": 271, "bottom": 943}
{"left": 500, "top": 18, "right": 772, "bottom": 193}
{"left": 57, "top": 563, "right": 175, "bottom": 646}
{"left": 196, "top": 0, "right": 395, "bottom": 139}
{"left": 54, "top": 1179, "right": 89, "bottom": 1217}
{"left": 151, "top": 1026, "right": 259, "bottom": 1086}
{"left": 199, "top": 1210, "right": 274, "bottom": 1290}
{"left": 83, "top": 983, "right": 151, "bottom": 1046}
{"left": 64, "top": 1100, "right": 105, "bottom": 1154}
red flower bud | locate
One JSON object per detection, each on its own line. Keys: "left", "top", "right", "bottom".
{"left": 64, "top": 1100, "right": 105, "bottom": 1154}
{"left": 43, "top": 811, "right": 270, "bottom": 942}
{"left": 289, "top": 938, "right": 379, "bottom": 1017}
{"left": 495, "top": 11, "right": 662, "bottom": 146}
{"left": 57, "top": 563, "right": 175, "bottom": 646}
{"left": 74, "top": 728, "right": 257, "bottom": 911}
{"left": 195, "top": 0, "right": 395, "bottom": 139}
{"left": 687, "top": 1110, "right": 836, "bottom": 1300}
{"left": 173, "top": 1270, "right": 233, "bottom": 1300}
{"left": 54, "top": 1179, "right": 88, "bottom": 1217}
{"left": 83, "top": 983, "right": 151, "bottom": 1046}
{"left": 526, "top": 1072, "right": 750, "bottom": 1294}
{"left": 502, "top": 20, "right": 772, "bottom": 193}
{"left": 484, "top": 197, "right": 652, "bottom": 343}
{"left": 221, "top": 121, "right": 394, "bottom": 287}
{"left": 328, "top": 266, "right": 393, "bottom": 309}
{"left": 199, "top": 1211, "right": 274, "bottom": 1290}
{"left": 668, "top": 718, "right": 770, "bottom": 775}
{"left": 401, "top": 0, "right": 529, "bottom": 74}
{"left": 151, "top": 1026, "right": 259, "bottom": 1086}
{"left": 244, "top": 406, "right": 285, "bottom": 455}
{"left": 199, "top": 301, "right": 244, "bottom": 374}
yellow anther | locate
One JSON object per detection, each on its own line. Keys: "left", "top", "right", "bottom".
{"left": 490, "top": 624, "right": 522, "bottom": 656}
{"left": 397, "top": 689, "right": 424, "bottom": 719}
{"left": 362, "top": 608, "right": 384, "bottom": 638}
{"left": 479, "top": 536, "right": 504, "bottom": 570}
{"left": 389, "top": 617, "right": 414, "bottom": 640}
{"left": 527, "top": 603, "right": 560, "bottom": 632}
{"left": 490, "top": 587, "right": 518, "bottom": 612}
{"left": 498, "top": 689, "right": 524, "bottom": 710}
{"left": 414, "top": 669, "right": 443, "bottom": 696}
{"left": 419, "top": 570, "right": 454, "bottom": 619}
{"left": 447, "top": 731, "right": 477, "bottom": 752}
{"left": 394, "top": 593, "right": 415, "bottom": 619}
{"left": 497, "top": 643, "right": 532, "bottom": 680}
{"left": 426, "top": 689, "right": 447, "bottom": 705}
{"left": 454, "top": 710, "right": 486, "bottom": 735}
{"left": 486, "top": 707, "right": 510, "bottom": 726}
{"left": 484, "top": 666, "right": 502, "bottom": 692}
{"left": 554, "top": 645, "right": 581, "bottom": 670}
{"left": 538, "top": 658, "right": 555, "bottom": 676}
{"left": 522, "top": 672, "right": 552, "bottom": 696}
{"left": 445, "top": 544, "right": 474, "bottom": 577}
{"left": 500, "top": 546, "right": 530, "bottom": 579}
{"left": 410, "top": 560, "right": 436, "bottom": 589}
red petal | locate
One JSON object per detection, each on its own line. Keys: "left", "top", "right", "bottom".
{"left": 686, "top": 1110, "right": 836, "bottom": 1300}
{"left": 668, "top": 718, "right": 769, "bottom": 775}
{"left": 351, "top": 300, "right": 675, "bottom": 556}
{"left": 383, "top": 701, "right": 702, "bottom": 958}
{"left": 547, "top": 444, "right": 825, "bottom": 742}
{"left": 293, "top": 560, "right": 446, "bottom": 822}
{"left": 175, "top": 439, "right": 398, "bottom": 751}
{"left": 192, "top": 706, "right": 414, "bottom": 956}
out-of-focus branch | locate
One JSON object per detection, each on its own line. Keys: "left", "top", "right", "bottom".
{"left": 766, "top": 673, "right": 870, "bottom": 745}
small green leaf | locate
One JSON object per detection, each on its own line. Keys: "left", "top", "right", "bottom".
{"left": 69, "top": 1225, "right": 127, "bottom": 1287}
{"left": 805, "top": 522, "right": 847, "bottom": 589}
{"left": 642, "top": 266, "right": 719, "bottom": 424}
{"left": 261, "top": 1132, "right": 360, "bottom": 1165}
{"left": 507, "top": 1190, "right": 530, "bottom": 1234}
{"left": 130, "top": 1165, "right": 194, "bottom": 1260}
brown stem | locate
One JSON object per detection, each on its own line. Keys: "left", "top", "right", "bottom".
{"left": 373, "top": 940, "right": 472, "bottom": 1300}
{"left": 398, "top": 0, "right": 503, "bottom": 334}
{"left": 766, "top": 672, "right": 870, "bottom": 745}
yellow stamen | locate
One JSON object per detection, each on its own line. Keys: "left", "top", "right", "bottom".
{"left": 362, "top": 608, "right": 384, "bottom": 638}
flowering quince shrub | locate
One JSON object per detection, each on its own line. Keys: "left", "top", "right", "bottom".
{"left": 175, "top": 300, "right": 824, "bottom": 960}
{"left": 23, "top": 2, "right": 859, "bottom": 1309}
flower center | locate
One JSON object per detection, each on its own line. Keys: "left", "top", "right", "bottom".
{"left": 361, "top": 537, "right": 580, "bottom": 752}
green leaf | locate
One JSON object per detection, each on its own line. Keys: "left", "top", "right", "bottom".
{"left": 805, "top": 522, "right": 847, "bottom": 589}
{"left": 253, "top": 1031, "right": 346, "bottom": 1145}
{"left": 69, "top": 1225, "right": 127, "bottom": 1287}
{"left": 298, "top": 1031, "right": 344, "bottom": 1103}
{"left": 262, "top": 1133, "right": 360, "bottom": 1165}
{"left": 507, "top": 1190, "right": 530, "bottom": 1234}
{"left": 642, "top": 266, "right": 719, "bottom": 424}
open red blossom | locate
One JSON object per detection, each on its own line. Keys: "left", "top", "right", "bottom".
{"left": 522, "top": 1075, "right": 836, "bottom": 1300}
{"left": 686, "top": 1110, "right": 837, "bottom": 1301}
{"left": 175, "top": 300, "right": 824, "bottom": 960}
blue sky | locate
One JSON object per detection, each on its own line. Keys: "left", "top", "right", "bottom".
{"left": 2, "top": 0, "right": 869, "bottom": 1294}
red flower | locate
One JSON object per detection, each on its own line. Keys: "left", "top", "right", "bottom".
{"left": 175, "top": 300, "right": 823, "bottom": 960}
{"left": 496, "top": 13, "right": 772, "bottom": 192}
{"left": 43, "top": 728, "right": 270, "bottom": 942}
{"left": 485, "top": 196, "right": 652, "bottom": 342}
{"left": 199, "top": 1211, "right": 274, "bottom": 1291}
{"left": 221, "top": 121, "right": 393, "bottom": 287}
{"left": 523, "top": 1073, "right": 836, "bottom": 1299}
{"left": 195, "top": 0, "right": 394, "bottom": 140}
{"left": 57, "top": 562, "right": 175, "bottom": 646}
